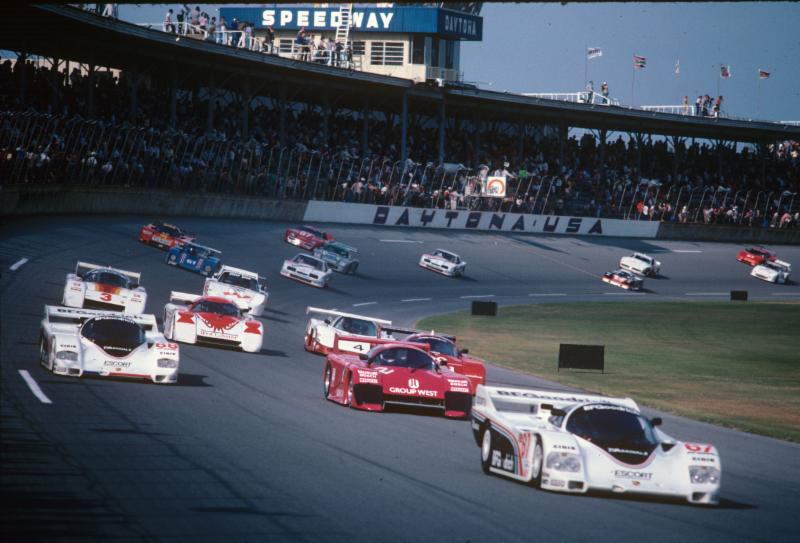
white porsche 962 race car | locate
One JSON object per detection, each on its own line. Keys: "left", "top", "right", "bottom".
{"left": 751, "top": 259, "right": 791, "bottom": 284}
{"left": 280, "top": 254, "right": 332, "bottom": 288}
{"left": 62, "top": 261, "right": 147, "bottom": 314}
{"left": 38, "top": 306, "right": 179, "bottom": 384}
{"left": 163, "top": 292, "right": 264, "bottom": 353}
{"left": 304, "top": 307, "right": 393, "bottom": 355}
{"left": 471, "top": 386, "right": 721, "bottom": 505}
{"left": 419, "top": 249, "right": 466, "bottom": 277}
{"left": 619, "top": 252, "right": 661, "bottom": 277}
{"left": 203, "top": 265, "right": 269, "bottom": 316}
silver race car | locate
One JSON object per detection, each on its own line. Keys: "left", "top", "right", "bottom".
{"left": 313, "top": 241, "right": 360, "bottom": 274}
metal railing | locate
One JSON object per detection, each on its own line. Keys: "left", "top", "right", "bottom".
{"left": 522, "top": 92, "right": 620, "bottom": 107}
{"left": 640, "top": 105, "right": 698, "bottom": 116}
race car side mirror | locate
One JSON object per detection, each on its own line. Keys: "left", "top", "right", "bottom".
{"left": 324, "top": 318, "right": 331, "bottom": 324}
{"left": 550, "top": 407, "right": 567, "bottom": 417}
{"left": 459, "top": 348, "right": 469, "bottom": 355}
{"left": 651, "top": 417, "right": 662, "bottom": 426}
{"left": 358, "top": 353, "right": 369, "bottom": 361}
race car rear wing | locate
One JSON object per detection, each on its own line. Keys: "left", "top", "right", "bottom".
{"left": 332, "top": 333, "right": 431, "bottom": 355}
{"left": 76, "top": 261, "right": 141, "bottom": 283}
{"left": 215, "top": 264, "right": 259, "bottom": 279}
{"left": 169, "top": 291, "right": 201, "bottom": 305}
{"left": 478, "top": 385, "right": 639, "bottom": 414}
{"left": 306, "top": 306, "right": 392, "bottom": 326}
{"left": 44, "top": 305, "right": 157, "bottom": 331}
{"left": 382, "top": 326, "right": 456, "bottom": 342}
{"left": 773, "top": 259, "right": 792, "bottom": 270}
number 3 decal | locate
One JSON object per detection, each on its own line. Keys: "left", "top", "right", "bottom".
{"left": 100, "top": 293, "right": 112, "bottom": 302}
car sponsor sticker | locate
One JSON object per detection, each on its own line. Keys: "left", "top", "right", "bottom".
{"left": 388, "top": 387, "right": 438, "bottom": 397}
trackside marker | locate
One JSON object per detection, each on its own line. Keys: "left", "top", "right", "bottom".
{"left": 19, "top": 370, "right": 52, "bottom": 404}
{"left": 671, "top": 250, "right": 702, "bottom": 253}
{"left": 9, "top": 258, "right": 29, "bottom": 271}
{"left": 379, "top": 239, "right": 423, "bottom": 244}
{"left": 352, "top": 302, "right": 377, "bottom": 307}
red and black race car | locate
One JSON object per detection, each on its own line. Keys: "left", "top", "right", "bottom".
{"left": 284, "top": 225, "right": 333, "bottom": 251}
{"left": 323, "top": 343, "right": 473, "bottom": 418}
{"left": 399, "top": 332, "right": 486, "bottom": 395}
{"left": 737, "top": 246, "right": 777, "bottom": 266}
{"left": 601, "top": 269, "right": 644, "bottom": 291}
{"left": 139, "top": 222, "right": 194, "bottom": 250}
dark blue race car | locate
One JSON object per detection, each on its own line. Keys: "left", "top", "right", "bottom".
{"left": 166, "top": 241, "right": 222, "bottom": 276}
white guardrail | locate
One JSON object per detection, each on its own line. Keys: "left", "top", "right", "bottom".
{"left": 522, "top": 92, "right": 620, "bottom": 107}
{"left": 303, "top": 201, "right": 661, "bottom": 238}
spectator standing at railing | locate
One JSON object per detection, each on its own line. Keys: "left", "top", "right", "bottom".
{"left": 199, "top": 11, "right": 208, "bottom": 33}
{"left": 207, "top": 17, "right": 216, "bottom": 43}
{"left": 218, "top": 16, "right": 227, "bottom": 44}
{"left": 586, "top": 80, "right": 594, "bottom": 103}
{"left": 695, "top": 95, "right": 702, "bottom": 116}
{"left": 713, "top": 96, "right": 723, "bottom": 118}
{"left": 191, "top": 6, "right": 200, "bottom": 29}
{"left": 682, "top": 96, "right": 689, "bottom": 114}
{"left": 176, "top": 8, "right": 185, "bottom": 35}
{"left": 296, "top": 28, "right": 310, "bottom": 61}
{"left": 265, "top": 25, "right": 275, "bottom": 54}
{"left": 601, "top": 82, "right": 609, "bottom": 100}
{"left": 164, "top": 8, "right": 175, "bottom": 34}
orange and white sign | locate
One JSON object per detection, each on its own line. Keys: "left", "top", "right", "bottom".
{"left": 484, "top": 176, "right": 506, "bottom": 197}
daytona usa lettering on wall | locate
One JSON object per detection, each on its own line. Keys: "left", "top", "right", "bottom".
{"left": 302, "top": 202, "right": 660, "bottom": 238}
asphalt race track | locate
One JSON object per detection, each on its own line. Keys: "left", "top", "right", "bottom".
{"left": 2, "top": 215, "right": 799, "bottom": 543}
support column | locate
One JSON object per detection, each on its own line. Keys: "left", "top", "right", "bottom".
{"left": 517, "top": 122, "right": 525, "bottom": 164}
{"left": 473, "top": 114, "right": 481, "bottom": 167}
{"left": 558, "top": 121, "right": 567, "bottom": 172}
{"left": 400, "top": 91, "right": 408, "bottom": 165}
{"left": 206, "top": 72, "right": 216, "bottom": 134}
{"left": 598, "top": 128, "right": 607, "bottom": 182}
{"left": 635, "top": 133, "right": 645, "bottom": 177}
{"left": 671, "top": 136, "right": 682, "bottom": 183}
{"left": 87, "top": 64, "right": 95, "bottom": 118}
{"left": 715, "top": 139, "right": 724, "bottom": 180}
{"left": 128, "top": 70, "right": 143, "bottom": 125}
{"left": 760, "top": 141, "right": 768, "bottom": 187}
{"left": 169, "top": 67, "right": 177, "bottom": 128}
{"left": 361, "top": 97, "right": 370, "bottom": 158}
{"left": 322, "top": 93, "right": 330, "bottom": 150}
{"left": 279, "top": 85, "right": 287, "bottom": 147}
{"left": 18, "top": 51, "right": 28, "bottom": 105}
{"left": 50, "top": 57, "right": 61, "bottom": 113}
{"left": 438, "top": 99, "right": 446, "bottom": 164}
{"left": 241, "top": 77, "right": 250, "bottom": 139}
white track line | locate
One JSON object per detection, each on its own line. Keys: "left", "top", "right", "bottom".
{"left": 9, "top": 257, "right": 29, "bottom": 271}
{"left": 352, "top": 302, "right": 378, "bottom": 307}
{"left": 460, "top": 294, "right": 495, "bottom": 299}
{"left": 772, "top": 292, "right": 800, "bottom": 296}
{"left": 685, "top": 292, "right": 727, "bottom": 296}
{"left": 671, "top": 250, "right": 703, "bottom": 253}
{"left": 379, "top": 239, "right": 423, "bottom": 243}
{"left": 401, "top": 298, "right": 431, "bottom": 302}
{"left": 18, "top": 370, "right": 52, "bottom": 404}
{"left": 528, "top": 293, "right": 567, "bottom": 297}
{"left": 602, "top": 292, "right": 646, "bottom": 295}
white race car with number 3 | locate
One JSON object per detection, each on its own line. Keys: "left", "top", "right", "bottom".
{"left": 38, "top": 306, "right": 179, "bottom": 384}
{"left": 62, "top": 261, "right": 147, "bottom": 314}
{"left": 472, "top": 385, "right": 721, "bottom": 505}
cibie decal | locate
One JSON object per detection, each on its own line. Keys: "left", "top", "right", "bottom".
{"left": 408, "top": 378, "right": 420, "bottom": 389}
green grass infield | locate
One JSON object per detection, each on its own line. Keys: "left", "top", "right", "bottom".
{"left": 418, "top": 302, "right": 800, "bottom": 442}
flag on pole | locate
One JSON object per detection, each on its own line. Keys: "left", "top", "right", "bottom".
{"left": 587, "top": 47, "right": 603, "bottom": 60}
{"left": 759, "top": 69, "right": 770, "bottom": 79}
{"left": 674, "top": 59, "right": 680, "bottom": 75}
{"left": 720, "top": 64, "right": 732, "bottom": 78}
{"left": 633, "top": 55, "right": 646, "bottom": 69}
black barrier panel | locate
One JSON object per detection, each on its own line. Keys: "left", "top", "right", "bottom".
{"left": 471, "top": 300, "right": 497, "bottom": 316}
{"left": 559, "top": 344, "right": 605, "bottom": 372}
{"left": 731, "top": 290, "right": 748, "bottom": 301}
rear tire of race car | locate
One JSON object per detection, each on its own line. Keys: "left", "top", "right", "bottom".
{"left": 202, "top": 265, "right": 212, "bottom": 277}
{"left": 323, "top": 364, "right": 333, "bottom": 400}
{"left": 345, "top": 374, "right": 354, "bottom": 408}
{"left": 530, "top": 436, "right": 544, "bottom": 488}
{"left": 166, "top": 254, "right": 177, "bottom": 266}
{"left": 305, "top": 329, "right": 317, "bottom": 353}
{"left": 348, "top": 263, "right": 358, "bottom": 275}
{"left": 480, "top": 426, "right": 493, "bottom": 475}
{"left": 39, "top": 335, "right": 49, "bottom": 370}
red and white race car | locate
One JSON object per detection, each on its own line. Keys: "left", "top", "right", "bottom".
{"left": 163, "top": 292, "right": 263, "bottom": 353}
{"left": 139, "top": 222, "right": 194, "bottom": 250}
{"left": 402, "top": 332, "right": 486, "bottom": 394}
{"left": 323, "top": 342, "right": 473, "bottom": 418}
{"left": 284, "top": 225, "right": 333, "bottom": 251}
{"left": 602, "top": 269, "right": 644, "bottom": 291}
{"left": 736, "top": 246, "right": 777, "bottom": 266}
{"left": 304, "top": 307, "right": 393, "bottom": 355}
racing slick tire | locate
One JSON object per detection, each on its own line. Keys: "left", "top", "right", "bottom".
{"left": 323, "top": 364, "right": 333, "bottom": 399}
{"left": 39, "top": 335, "right": 50, "bottom": 370}
{"left": 166, "top": 253, "right": 178, "bottom": 266}
{"left": 480, "top": 426, "right": 493, "bottom": 475}
{"left": 304, "top": 329, "right": 318, "bottom": 353}
{"left": 530, "top": 436, "right": 544, "bottom": 488}
{"left": 347, "top": 262, "right": 358, "bottom": 275}
{"left": 345, "top": 373, "right": 354, "bottom": 408}
{"left": 163, "top": 312, "right": 174, "bottom": 340}
{"left": 202, "top": 265, "right": 212, "bottom": 276}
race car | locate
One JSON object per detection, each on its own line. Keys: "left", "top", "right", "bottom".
{"left": 737, "top": 246, "right": 777, "bottom": 266}
{"left": 402, "top": 331, "right": 486, "bottom": 394}
{"left": 471, "top": 385, "right": 721, "bottom": 505}
{"left": 62, "top": 261, "right": 147, "bottom": 314}
{"left": 419, "top": 249, "right": 467, "bottom": 277}
{"left": 284, "top": 225, "right": 333, "bottom": 251}
{"left": 38, "top": 305, "right": 179, "bottom": 384}
{"left": 203, "top": 265, "right": 269, "bottom": 316}
{"left": 313, "top": 241, "right": 360, "bottom": 274}
{"left": 166, "top": 241, "right": 222, "bottom": 276}
{"left": 602, "top": 269, "right": 644, "bottom": 291}
{"left": 280, "top": 254, "right": 332, "bottom": 288}
{"left": 751, "top": 259, "right": 791, "bottom": 284}
{"left": 323, "top": 343, "right": 473, "bottom": 418}
{"left": 619, "top": 252, "right": 661, "bottom": 277}
{"left": 139, "top": 222, "right": 194, "bottom": 250}
{"left": 163, "top": 292, "right": 263, "bottom": 353}
{"left": 304, "top": 307, "right": 393, "bottom": 355}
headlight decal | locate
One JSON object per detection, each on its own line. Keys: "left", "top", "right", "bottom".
{"left": 157, "top": 358, "right": 179, "bottom": 369}
{"left": 546, "top": 451, "right": 582, "bottom": 472}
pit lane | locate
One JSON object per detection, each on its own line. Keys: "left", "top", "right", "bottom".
{"left": 2, "top": 215, "right": 799, "bottom": 542}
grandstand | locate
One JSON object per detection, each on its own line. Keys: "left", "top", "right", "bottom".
{"left": 1, "top": 4, "right": 798, "bottom": 229}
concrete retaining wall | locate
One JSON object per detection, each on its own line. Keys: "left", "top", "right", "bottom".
{"left": 0, "top": 186, "right": 308, "bottom": 222}
{"left": 657, "top": 222, "right": 800, "bottom": 245}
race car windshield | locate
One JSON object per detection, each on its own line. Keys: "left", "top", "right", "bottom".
{"left": 748, "top": 248, "right": 767, "bottom": 256}
{"left": 84, "top": 270, "right": 131, "bottom": 288}
{"left": 192, "top": 300, "right": 241, "bottom": 316}
{"left": 435, "top": 251, "right": 457, "bottom": 262}
{"left": 633, "top": 254, "right": 650, "bottom": 263}
{"left": 409, "top": 337, "right": 458, "bottom": 357}
{"left": 295, "top": 255, "right": 325, "bottom": 270}
{"left": 336, "top": 317, "right": 378, "bottom": 336}
{"left": 371, "top": 347, "right": 434, "bottom": 370}
{"left": 326, "top": 244, "right": 351, "bottom": 257}
{"left": 157, "top": 224, "right": 181, "bottom": 236}
{"left": 301, "top": 226, "right": 325, "bottom": 238}
{"left": 81, "top": 318, "right": 145, "bottom": 356}
{"left": 566, "top": 405, "right": 659, "bottom": 463}
{"left": 219, "top": 273, "right": 258, "bottom": 291}
{"left": 493, "top": 400, "right": 538, "bottom": 414}
{"left": 764, "top": 262, "right": 787, "bottom": 271}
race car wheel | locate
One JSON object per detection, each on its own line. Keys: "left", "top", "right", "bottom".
{"left": 345, "top": 374, "right": 354, "bottom": 408}
{"left": 530, "top": 436, "right": 544, "bottom": 488}
{"left": 305, "top": 329, "right": 317, "bottom": 353}
{"left": 323, "top": 364, "right": 332, "bottom": 399}
{"left": 348, "top": 263, "right": 358, "bottom": 275}
{"left": 202, "top": 265, "right": 212, "bottom": 276}
{"left": 480, "top": 426, "right": 493, "bottom": 475}
{"left": 38, "top": 335, "right": 49, "bottom": 369}
{"left": 166, "top": 254, "right": 177, "bottom": 266}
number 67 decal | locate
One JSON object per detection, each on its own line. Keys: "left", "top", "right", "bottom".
{"left": 684, "top": 443, "right": 713, "bottom": 453}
